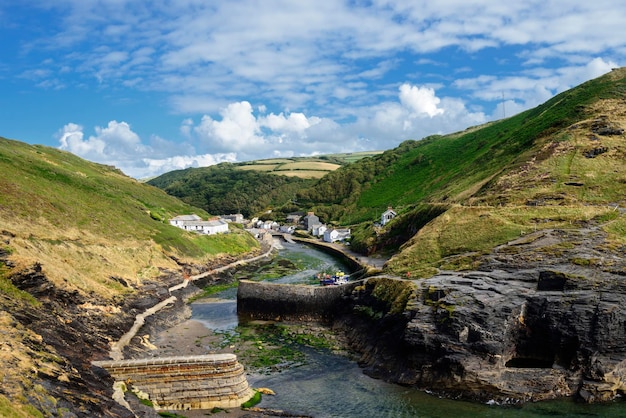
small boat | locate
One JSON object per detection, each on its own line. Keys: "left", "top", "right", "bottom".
{"left": 317, "top": 271, "right": 348, "bottom": 286}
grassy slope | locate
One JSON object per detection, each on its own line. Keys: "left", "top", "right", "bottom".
{"left": 0, "top": 137, "right": 259, "bottom": 299}
{"left": 341, "top": 68, "right": 626, "bottom": 223}
{"left": 0, "top": 137, "right": 261, "bottom": 416}
{"left": 379, "top": 69, "right": 626, "bottom": 276}
{"left": 278, "top": 69, "right": 625, "bottom": 275}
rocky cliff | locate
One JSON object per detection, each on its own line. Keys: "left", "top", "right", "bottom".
{"left": 336, "top": 226, "right": 626, "bottom": 403}
{"left": 0, "top": 256, "right": 188, "bottom": 417}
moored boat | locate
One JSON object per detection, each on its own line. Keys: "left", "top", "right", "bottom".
{"left": 317, "top": 271, "right": 348, "bottom": 286}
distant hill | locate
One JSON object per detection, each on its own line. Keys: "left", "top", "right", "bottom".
{"left": 147, "top": 152, "right": 381, "bottom": 218}
{"left": 235, "top": 152, "right": 382, "bottom": 179}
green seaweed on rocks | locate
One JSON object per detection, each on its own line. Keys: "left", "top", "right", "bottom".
{"left": 241, "top": 390, "right": 262, "bottom": 408}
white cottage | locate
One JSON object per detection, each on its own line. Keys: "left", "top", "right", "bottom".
{"left": 323, "top": 228, "right": 351, "bottom": 243}
{"left": 169, "top": 215, "right": 229, "bottom": 235}
{"left": 312, "top": 224, "right": 327, "bottom": 237}
{"left": 169, "top": 214, "right": 202, "bottom": 227}
{"left": 381, "top": 207, "right": 397, "bottom": 226}
{"left": 279, "top": 225, "right": 296, "bottom": 234}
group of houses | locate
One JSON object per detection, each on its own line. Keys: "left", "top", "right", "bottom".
{"left": 168, "top": 206, "right": 398, "bottom": 242}
{"left": 300, "top": 207, "right": 396, "bottom": 243}
{"left": 293, "top": 211, "right": 352, "bottom": 243}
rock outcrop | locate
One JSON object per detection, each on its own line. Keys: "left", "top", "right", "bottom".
{"left": 1, "top": 260, "right": 185, "bottom": 417}
{"left": 336, "top": 228, "right": 626, "bottom": 403}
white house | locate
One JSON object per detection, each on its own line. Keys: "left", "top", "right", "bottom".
{"left": 169, "top": 214, "right": 202, "bottom": 227}
{"left": 323, "top": 228, "right": 351, "bottom": 243}
{"left": 279, "top": 225, "right": 296, "bottom": 234}
{"left": 312, "top": 224, "right": 327, "bottom": 237}
{"left": 204, "top": 219, "right": 229, "bottom": 234}
{"left": 258, "top": 220, "right": 279, "bottom": 230}
{"left": 381, "top": 207, "right": 397, "bottom": 226}
{"left": 169, "top": 215, "right": 229, "bottom": 235}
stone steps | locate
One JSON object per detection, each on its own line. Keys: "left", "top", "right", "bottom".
{"left": 92, "top": 354, "right": 255, "bottom": 410}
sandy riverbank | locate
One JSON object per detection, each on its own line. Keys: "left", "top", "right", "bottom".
{"left": 151, "top": 318, "right": 222, "bottom": 356}
{"left": 147, "top": 318, "right": 266, "bottom": 418}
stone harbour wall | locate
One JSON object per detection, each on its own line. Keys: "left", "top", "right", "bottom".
{"left": 237, "top": 279, "right": 362, "bottom": 322}
{"left": 93, "top": 354, "right": 255, "bottom": 410}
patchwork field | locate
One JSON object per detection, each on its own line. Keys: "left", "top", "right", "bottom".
{"left": 235, "top": 152, "right": 382, "bottom": 178}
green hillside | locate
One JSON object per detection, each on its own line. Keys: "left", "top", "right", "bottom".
{"left": 286, "top": 69, "right": 626, "bottom": 275}
{"left": 300, "top": 68, "right": 626, "bottom": 225}
{"left": 0, "top": 137, "right": 259, "bottom": 297}
{"left": 147, "top": 152, "right": 381, "bottom": 218}
{"left": 148, "top": 163, "right": 314, "bottom": 218}
{"left": 0, "top": 136, "right": 263, "bottom": 416}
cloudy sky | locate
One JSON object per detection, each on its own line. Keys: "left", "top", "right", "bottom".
{"left": 1, "top": 1, "right": 623, "bottom": 178}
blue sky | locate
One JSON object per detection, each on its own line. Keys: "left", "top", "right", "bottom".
{"left": 1, "top": 1, "right": 623, "bottom": 178}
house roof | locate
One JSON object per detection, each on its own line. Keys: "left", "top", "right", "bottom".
{"left": 180, "top": 219, "right": 227, "bottom": 227}
{"left": 171, "top": 214, "right": 202, "bottom": 221}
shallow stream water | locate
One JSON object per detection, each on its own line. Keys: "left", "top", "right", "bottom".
{"left": 190, "top": 240, "right": 624, "bottom": 418}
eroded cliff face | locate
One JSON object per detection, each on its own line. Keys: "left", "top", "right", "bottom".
{"left": 337, "top": 228, "right": 626, "bottom": 403}
{"left": 1, "top": 259, "right": 183, "bottom": 417}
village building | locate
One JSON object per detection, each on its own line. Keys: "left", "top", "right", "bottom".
{"left": 279, "top": 225, "right": 296, "bottom": 234}
{"left": 169, "top": 214, "right": 202, "bottom": 227}
{"left": 312, "top": 224, "right": 327, "bottom": 237}
{"left": 257, "top": 220, "right": 279, "bottom": 230}
{"left": 323, "top": 228, "right": 351, "bottom": 243}
{"left": 303, "top": 212, "right": 320, "bottom": 231}
{"left": 221, "top": 213, "right": 244, "bottom": 223}
{"left": 286, "top": 213, "right": 304, "bottom": 224}
{"left": 381, "top": 206, "right": 397, "bottom": 226}
{"left": 169, "top": 215, "right": 229, "bottom": 235}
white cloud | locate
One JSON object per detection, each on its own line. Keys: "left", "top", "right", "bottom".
{"left": 93, "top": 121, "right": 144, "bottom": 154}
{"left": 57, "top": 123, "right": 105, "bottom": 157}
{"left": 193, "top": 101, "right": 265, "bottom": 152}
{"left": 54, "top": 81, "right": 489, "bottom": 178}
{"left": 56, "top": 120, "right": 235, "bottom": 178}
{"left": 260, "top": 112, "right": 320, "bottom": 133}
{"left": 399, "top": 84, "right": 444, "bottom": 117}
{"left": 354, "top": 84, "right": 486, "bottom": 144}
{"left": 141, "top": 153, "right": 237, "bottom": 177}
{"left": 18, "top": 1, "right": 624, "bottom": 179}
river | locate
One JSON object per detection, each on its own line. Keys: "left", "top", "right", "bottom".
{"left": 189, "top": 240, "right": 624, "bottom": 418}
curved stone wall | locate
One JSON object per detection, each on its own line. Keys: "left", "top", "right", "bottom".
{"left": 237, "top": 279, "right": 361, "bottom": 322}
{"left": 93, "top": 354, "right": 255, "bottom": 410}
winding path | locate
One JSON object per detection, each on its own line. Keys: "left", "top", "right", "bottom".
{"left": 108, "top": 233, "right": 384, "bottom": 361}
{"left": 109, "top": 240, "right": 276, "bottom": 361}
